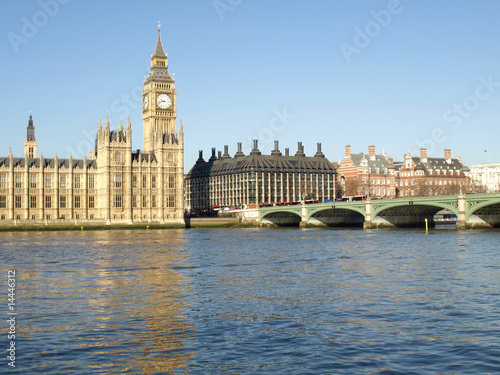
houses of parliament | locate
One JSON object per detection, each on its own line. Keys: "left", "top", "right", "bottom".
{"left": 0, "top": 25, "right": 185, "bottom": 223}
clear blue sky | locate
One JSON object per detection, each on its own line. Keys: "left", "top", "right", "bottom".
{"left": 1, "top": 0, "right": 500, "bottom": 171}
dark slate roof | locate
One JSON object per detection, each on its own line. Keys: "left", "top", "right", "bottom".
{"left": 0, "top": 157, "right": 97, "bottom": 169}
{"left": 408, "top": 157, "right": 465, "bottom": 172}
{"left": 110, "top": 130, "right": 127, "bottom": 143}
{"left": 27, "top": 115, "right": 35, "bottom": 141}
{"left": 163, "top": 132, "right": 178, "bottom": 145}
{"left": 186, "top": 151, "right": 336, "bottom": 179}
{"left": 131, "top": 151, "right": 158, "bottom": 164}
{"left": 146, "top": 27, "right": 174, "bottom": 84}
{"left": 146, "top": 67, "right": 174, "bottom": 83}
{"left": 153, "top": 28, "right": 167, "bottom": 58}
{"left": 349, "top": 153, "right": 395, "bottom": 172}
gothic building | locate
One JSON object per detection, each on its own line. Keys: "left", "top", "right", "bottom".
{"left": 0, "top": 25, "right": 184, "bottom": 223}
{"left": 185, "top": 140, "right": 337, "bottom": 213}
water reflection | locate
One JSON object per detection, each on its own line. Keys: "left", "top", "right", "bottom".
{"left": 2, "top": 230, "right": 194, "bottom": 374}
{"left": 2, "top": 228, "right": 499, "bottom": 374}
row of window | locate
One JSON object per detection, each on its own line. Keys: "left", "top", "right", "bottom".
{"left": 400, "top": 169, "right": 463, "bottom": 177}
{"left": 397, "top": 179, "right": 461, "bottom": 187}
{"left": 131, "top": 175, "right": 175, "bottom": 189}
{"left": 357, "top": 178, "right": 395, "bottom": 185}
{"left": 0, "top": 175, "right": 95, "bottom": 190}
{"left": 0, "top": 174, "right": 177, "bottom": 190}
{"left": 0, "top": 195, "right": 176, "bottom": 209}
{"left": 130, "top": 195, "right": 176, "bottom": 208}
{"left": 0, "top": 195, "right": 95, "bottom": 209}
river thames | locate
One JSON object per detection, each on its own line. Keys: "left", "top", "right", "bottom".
{"left": 2, "top": 227, "right": 499, "bottom": 374}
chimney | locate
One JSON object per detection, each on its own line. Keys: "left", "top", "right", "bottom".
{"left": 209, "top": 147, "right": 217, "bottom": 162}
{"left": 197, "top": 150, "right": 204, "bottom": 163}
{"left": 368, "top": 145, "right": 376, "bottom": 160}
{"left": 285, "top": 148, "right": 289, "bottom": 156}
{"left": 218, "top": 151, "right": 222, "bottom": 159}
{"left": 314, "top": 142, "right": 325, "bottom": 158}
{"left": 388, "top": 157, "right": 393, "bottom": 164}
{"left": 444, "top": 148, "right": 451, "bottom": 162}
{"left": 271, "top": 140, "right": 282, "bottom": 156}
{"left": 420, "top": 147, "right": 427, "bottom": 161}
{"left": 345, "top": 145, "right": 351, "bottom": 158}
{"left": 235, "top": 142, "right": 244, "bottom": 157}
{"left": 295, "top": 142, "right": 305, "bottom": 157}
{"left": 250, "top": 139, "right": 261, "bottom": 155}
{"left": 222, "top": 145, "right": 231, "bottom": 159}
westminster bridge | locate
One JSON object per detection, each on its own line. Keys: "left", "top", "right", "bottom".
{"left": 257, "top": 193, "right": 500, "bottom": 229}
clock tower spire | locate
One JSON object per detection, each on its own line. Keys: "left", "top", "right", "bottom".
{"left": 142, "top": 22, "right": 177, "bottom": 153}
{"left": 24, "top": 113, "right": 37, "bottom": 159}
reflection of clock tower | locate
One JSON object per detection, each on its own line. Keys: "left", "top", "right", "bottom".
{"left": 142, "top": 22, "right": 178, "bottom": 153}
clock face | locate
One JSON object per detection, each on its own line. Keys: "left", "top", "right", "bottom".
{"left": 143, "top": 95, "right": 148, "bottom": 111}
{"left": 157, "top": 94, "right": 171, "bottom": 109}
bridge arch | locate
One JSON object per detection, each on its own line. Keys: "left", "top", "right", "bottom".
{"left": 466, "top": 197, "right": 500, "bottom": 227}
{"left": 306, "top": 205, "right": 366, "bottom": 227}
{"left": 260, "top": 208, "right": 302, "bottom": 227}
{"left": 371, "top": 201, "right": 459, "bottom": 228}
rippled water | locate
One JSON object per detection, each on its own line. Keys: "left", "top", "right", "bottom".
{"left": 1, "top": 228, "right": 500, "bottom": 374}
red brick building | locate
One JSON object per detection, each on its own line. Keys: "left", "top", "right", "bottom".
{"left": 337, "top": 145, "right": 397, "bottom": 198}
{"left": 396, "top": 148, "right": 470, "bottom": 197}
{"left": 338, "top": 146, "right": 470, "bottom": 198}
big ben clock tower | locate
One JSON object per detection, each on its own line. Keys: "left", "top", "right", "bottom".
{"left": 142, "top": 22, "right": 178, "bottom": 153}
{"left": 140, "top": 22, "right": 184, "bottom": 223}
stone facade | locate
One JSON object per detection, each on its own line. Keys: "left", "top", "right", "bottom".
{"left": 185, "top": 141, "right": 337, "bottom": 213}
{"left": 0, "top": 25, "right": 184, "bottom": 223}
{"left": 469, "top": 163, "right": 500, "bottom": 193}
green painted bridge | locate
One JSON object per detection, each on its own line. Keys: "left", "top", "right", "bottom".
{"left": 258, "top": 193, "right": 500, "bottom": 229}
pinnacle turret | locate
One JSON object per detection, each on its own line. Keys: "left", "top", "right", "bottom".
{"left": 27, "top": 114, "right": 35, "bottom": 141}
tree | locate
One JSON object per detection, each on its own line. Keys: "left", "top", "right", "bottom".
{"left": 342, "top": 176, "right": 362, "bottom": 197}
{"left": 468, "top": 179, "right": 488, "bottom": 194}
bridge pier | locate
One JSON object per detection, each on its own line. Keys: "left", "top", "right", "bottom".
{"left": 456, "top": 194, "right": 467, "bottom": 229}
{"left": 363, "top": 200, "right": 374, "bottom": 229}
{"left": 300, "top": 201, "right": 307, "bottom": 227}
